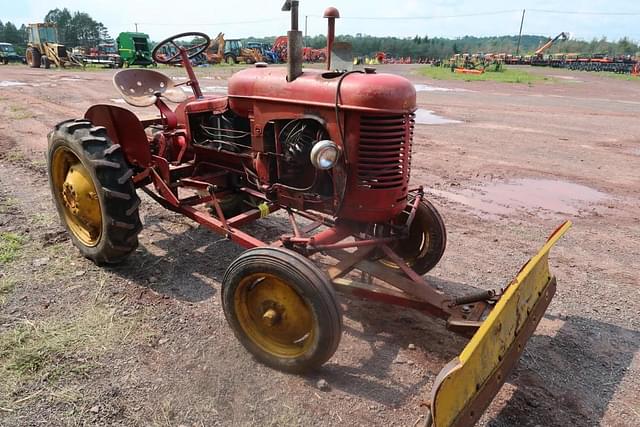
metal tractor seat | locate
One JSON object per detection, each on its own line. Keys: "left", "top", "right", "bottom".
{"left": 113, "top": 69, "right": 187, "bottom": 107}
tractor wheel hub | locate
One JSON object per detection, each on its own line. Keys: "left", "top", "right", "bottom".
{"left": 62, "top": 182, "right": 79, "bottom": 214}
{"left": 262, "top": 307, "right": 282, "bottom": 326}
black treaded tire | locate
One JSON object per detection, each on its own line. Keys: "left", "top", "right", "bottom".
{"left": 383, "top": 198, "right": 447, "bottom": 275}
{"left": 42, "top": 56, "right": 51, "bottom": 69}
{"left": 26, "top": 47, "right": 41, "bottom": 68}
{"left": 222, "top": 247, "right": 343, "bottom": 373}
{"left": 47, "top": 119, "right": 142, "bottom": 265}
{"left": 225, "top": 54, "right": 236, "bottom": 65}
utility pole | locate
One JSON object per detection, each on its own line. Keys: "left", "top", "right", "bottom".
{"left": 304, "top": 15, "right": 308, "bottom": 44}
{"left": 134, "top": 22, "right": 139, "bottom": 32}
{"left": 516, "top": 9, "right": 525, "bottom": 55}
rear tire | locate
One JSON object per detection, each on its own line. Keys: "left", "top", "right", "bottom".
{"left": 26, "top": 48, "right": 41, "bottom": 68}
{"left": 222, "top": 247, "right": 342, "bottom": 373}
{"left": 47, "top": 119, "right": 143, "bottom": 265}
{"left": 225, "top": 54, "right": 236, "bottom": 65}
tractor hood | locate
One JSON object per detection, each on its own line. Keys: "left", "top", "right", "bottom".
{"left": 228, "top": 67, "right": 416, "bottom": 115}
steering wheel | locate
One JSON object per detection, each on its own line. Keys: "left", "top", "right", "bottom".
{"left": 152, "top": 32, "right": 211, "bottom": 65}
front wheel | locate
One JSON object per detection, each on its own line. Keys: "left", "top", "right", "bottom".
{"left": 222, "top": 247, "right": 343, "bottom": 373}
{"left": 47, "top": 119, "right": 143, "bottom": 264}
{"left": 380, "top": 198, "right": 447, "bottom": 275}
{"left": 26, "top": 47, "right": 41, "bottom": 68}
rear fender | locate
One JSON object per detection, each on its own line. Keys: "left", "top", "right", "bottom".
{"left": 85, "top": 104, "right": 152, "bottom": 168}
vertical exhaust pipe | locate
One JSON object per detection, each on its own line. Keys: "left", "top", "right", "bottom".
{"left": 323, "top": 7, "right": 340, "bottom": 71}
{"left": 282, "top": 0, "right": 303, "bottom": 82}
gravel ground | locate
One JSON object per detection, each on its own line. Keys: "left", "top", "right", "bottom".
{"left": 0, "top": 63, "right": 638, "bottom": 426}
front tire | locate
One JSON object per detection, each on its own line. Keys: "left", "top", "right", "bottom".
{"left": 222, "top": 247, "right": 342, "bottom": 373}
{"left": 47, "top": 119, "right": 142, "bottom": 265}
{"left": 380, "top": 198, "right": 447, "bottom": 275}
{"left": 26, "top": 48, "right": 41, "bottom": 68}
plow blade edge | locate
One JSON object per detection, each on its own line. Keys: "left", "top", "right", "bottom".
{"left": 428, "top": 221, "right": 572, "bottom": 427}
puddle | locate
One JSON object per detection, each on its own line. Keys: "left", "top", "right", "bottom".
{"left": 414, "top": 108, "right": 461, "bottom": 125}
{"left": 414, "top": 84, "right": 470, "bottom": 93}
{"left": 0, "top": 81, "right": 26, "bottom": 87}
{"left": 432, "top": 178, "right": 608, "bottom": 218}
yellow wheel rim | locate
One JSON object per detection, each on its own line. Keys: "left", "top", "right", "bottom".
{"left": 51, "top": 147, "right": 102, "bottom": 247}
{"left": 234, "top": 273, "right": 315, "bottom": 358}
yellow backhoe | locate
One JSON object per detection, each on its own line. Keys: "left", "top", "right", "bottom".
{"left": 26, "top": 23, "right": 83, "bottom": 69}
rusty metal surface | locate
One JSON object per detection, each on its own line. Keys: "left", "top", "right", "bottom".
{"left": 113, "top": 69, "right": 187, "bottom": 107}
{"left": 84, "top": 104, "right": 152, "bottom": 168}
{"left": 227, "top": 68, "right": 416, "bottom": 115}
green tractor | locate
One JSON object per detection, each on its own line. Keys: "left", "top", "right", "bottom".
{"left": 116, "top": 32, "right": 155, "bottom": 67}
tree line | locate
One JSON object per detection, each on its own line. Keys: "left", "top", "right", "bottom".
{"left": 0, "top": 8, "right": 108, "bottom": 53}
{"left": 2, "top": 8, "right": 639, "bottom": 59}
{"left": 248, "top": 34, "right": 640, "bottom": 59}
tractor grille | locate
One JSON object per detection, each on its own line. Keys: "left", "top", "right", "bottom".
{"left": 357, "top": 113, "right": 414, "bottom": 189}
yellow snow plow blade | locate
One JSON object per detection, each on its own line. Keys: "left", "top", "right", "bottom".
{"left": 428, "top": 221, "right": 572, "bottom": 427}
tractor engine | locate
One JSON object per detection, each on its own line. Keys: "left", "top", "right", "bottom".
{"left": 223, "top": 1, "right": 416, "bottom": 224}
{"left": 227, "top": 67, "right": 416, "bottom": 223}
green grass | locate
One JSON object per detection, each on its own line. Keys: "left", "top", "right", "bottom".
{"left": 0, "top": 305, "right": 141, "bottom": 408}
{"left": 592, "top": 71, "right": 640, "bottom": 82}
{"left": 8, "top": 105, "right": 35, "bottom": 120}
{"left": 419, "top": 65, "right": 549, "bottom": 84}
{"left": 0, "top": 232, "right": 24, "bottom": 264}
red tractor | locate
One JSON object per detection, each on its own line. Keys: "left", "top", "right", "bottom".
{"left": 46, "top": 2, "right": 569, "bottom": 425}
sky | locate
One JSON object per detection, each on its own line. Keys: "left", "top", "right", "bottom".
{"left": 2, "top": 0, "right": 639, "bottom": 42}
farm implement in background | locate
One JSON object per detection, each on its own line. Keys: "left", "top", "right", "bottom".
{"left": 75, "top": 42, "right": 123, "bottom": 68}
{"left": 205, "top": 33, "right": 263, "bottom": 64}
{"left": 116, "top": 32, "right": 155, "bottom": 67}
{"left": 448, "top": 53, "right": 505, "bottom": 75}
{"left": 45, "top": 2, "right": 570, "bottom": 426}
{"left": 26, "top": 23, "right": 83, "bottom": 69}
{"left": 272, "top": 35, "right": 326, "bottom": 63}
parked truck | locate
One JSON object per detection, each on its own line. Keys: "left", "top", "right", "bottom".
{"left": 0, "top": 42, "right": 26, "bottom": 64}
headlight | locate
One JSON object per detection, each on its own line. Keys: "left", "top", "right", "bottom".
{"left": 310, "top": 140, "right": 340, "bottom": 170}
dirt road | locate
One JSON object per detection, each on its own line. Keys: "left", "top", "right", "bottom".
{"left": 1, "top": 64, "right": 639, "bottom": 426}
